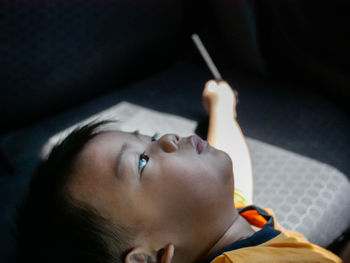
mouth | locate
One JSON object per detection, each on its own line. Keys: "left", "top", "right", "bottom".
{"left": 190, "top": 135, "right": 209, "bottom": 154}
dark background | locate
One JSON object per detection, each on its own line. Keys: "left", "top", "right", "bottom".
{"left": 1, "top": 0, "right": 349, "bottom": 262}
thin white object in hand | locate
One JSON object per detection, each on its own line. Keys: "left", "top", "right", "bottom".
{"left": 191, "top": 33, "right": 222, "bottom": 81}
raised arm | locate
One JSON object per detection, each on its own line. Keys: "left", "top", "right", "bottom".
{"left": 202, "top": 80, "right": 253, "bottom": 205}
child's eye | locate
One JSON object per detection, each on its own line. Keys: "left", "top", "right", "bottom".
{"left": 139, "top": 152, "right": 149, "bottom": 174}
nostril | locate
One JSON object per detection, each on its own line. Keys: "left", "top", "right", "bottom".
{"left": 160, "top": 134, "right": 179, "bottom": 153}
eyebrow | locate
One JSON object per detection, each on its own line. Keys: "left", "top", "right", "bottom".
{"left": 115, "top": 131, "right": 141, "bottom": 178}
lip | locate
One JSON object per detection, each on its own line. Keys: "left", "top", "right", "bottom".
{"left": 190, "top": 135, "right": 209, "bottom": 154}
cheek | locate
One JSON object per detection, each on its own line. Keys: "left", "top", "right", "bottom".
{"left": 161, "top": 155, "right": 234, "bottom": 211}
{"left": 138, "top": 154, "right": 235, "bottom": 232}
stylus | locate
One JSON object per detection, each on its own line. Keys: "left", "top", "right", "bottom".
{"left": 191, "top": 34, "right": 223, "bottom": 81}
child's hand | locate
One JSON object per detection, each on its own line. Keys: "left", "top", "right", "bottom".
{"left": 202, "top": 80, "right": 238, "bottom": 115}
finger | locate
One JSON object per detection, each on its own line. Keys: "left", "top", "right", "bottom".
{"left": 205, "top": 79, "right": 217, "bottom": 88}
{"left": 217, "top": 80, "right": 230, "bottom": 88}
{"left": 205, "top": 80, "right": 219, "bottom": 93}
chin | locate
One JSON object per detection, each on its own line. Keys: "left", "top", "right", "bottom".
{"left": 218, "top": 149, "right": 233, "bottom": 171}
{"left": 206, "top": 147, "right": 234, "bottom": 181}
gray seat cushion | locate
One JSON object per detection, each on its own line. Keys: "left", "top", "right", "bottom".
{"left": 249, "top": 138, "right": 350, "bottom": 247}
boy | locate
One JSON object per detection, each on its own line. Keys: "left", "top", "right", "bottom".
{"left": 15, "top": 80, "right": 341, "bottom": 263}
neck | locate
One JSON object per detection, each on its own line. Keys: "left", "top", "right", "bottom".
{"left": 199, "top": 213, "right": 256, "bottom": 262}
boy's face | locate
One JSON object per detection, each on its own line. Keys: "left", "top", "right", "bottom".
{"left": 68, "top": 131, "right": 235, "bottom": 245}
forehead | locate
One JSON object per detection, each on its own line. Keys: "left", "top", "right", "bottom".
{"left": 72, "top": 131, "right": 126, "bottom": 176}
{"left": 82, "top": 130, "right": 150, "bottom": 151}
{"left": 68, "top": 130, "right": 156, "bottom": 216}
{"left": 68, "top": 131, "right": 130, "bottom": 207}
{"left": 87, "top": 130, "right": 128, "bottom": 146}
{"left": 80, "top": 130, "right": 132, "bottom": 155}
{"left": 75, "top": 130, "right": 150, "bottom": 176}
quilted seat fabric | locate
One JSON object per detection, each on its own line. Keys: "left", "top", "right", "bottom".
{"left": 249, "top": 138, "right": 350, "bottom": 247}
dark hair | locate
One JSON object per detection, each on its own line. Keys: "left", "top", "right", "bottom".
{"left": 14, "top": 121, "right": 134, "bottom": 263}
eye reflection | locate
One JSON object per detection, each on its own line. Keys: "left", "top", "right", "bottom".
{"left": 139, "top": 153, "right": 149, "bottom": 173}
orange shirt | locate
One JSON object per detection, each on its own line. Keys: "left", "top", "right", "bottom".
{"left": 210, "top": 230, "right": 342, "bottom": 263}
{"left": 208, "top": 205, "right": 342, "bottom": 263}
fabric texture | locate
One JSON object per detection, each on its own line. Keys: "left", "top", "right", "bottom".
{"left": 248, "top": 137, "right": 350, "bottom": 247}
{"left": 1, "top": 0, "right": 184, "bottom": 129}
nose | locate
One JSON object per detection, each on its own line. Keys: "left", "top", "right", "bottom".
{"left": 157, "top": 134, "right": 180, "bottom": 153}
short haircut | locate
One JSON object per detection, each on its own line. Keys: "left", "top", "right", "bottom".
{"left": 14, "top": 121, "right": 134, "bottom": 263}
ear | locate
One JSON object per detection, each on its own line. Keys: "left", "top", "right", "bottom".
{"left": 125, "top": 243, "right": 175, "bottom": 263}
{"left": 159, "top": 244, "right": 175, "bottom": 263}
